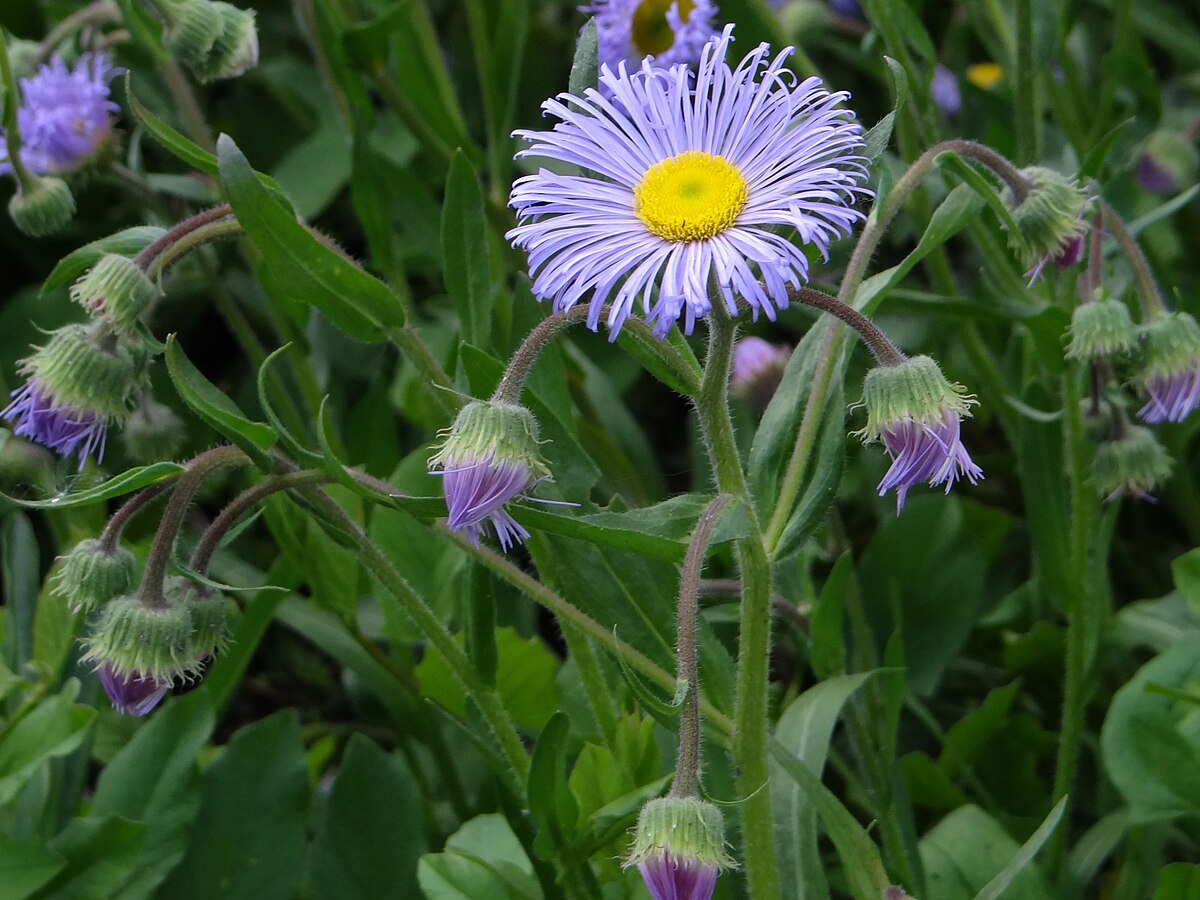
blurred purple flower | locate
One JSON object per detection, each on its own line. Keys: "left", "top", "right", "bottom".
{"left": 2, "top": 380, "right": 107, "bottom": 463}
{"left": 732, "top": 336, "right": 789, "bottom": 408}
{"left": 638, "top": 853, "right": 719, "bottom": 900}
{"left": 878, "top": 415, "right": 983, "bottom": 512}
{"left": 0, "top": 53, "right": 118, "bottom": 176}
{"left": 932, "top": 64, "right": 960, "bottom": 117}
{"left": 829, "top": 0, "right": 863, "bottom": 18}
{"left": 1139, "top": 367, "right": 1200, "bottom": 424}
{"left": 582, "top": 0, "right": 719, "bottom": 73}
{"left": 98, "top": 665, "right": 170, "bottom": 717}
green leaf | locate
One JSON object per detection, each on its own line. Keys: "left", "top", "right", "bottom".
{"left": 1017, "top": 383, "right": 1072, "bottom": 611}
{"left": 1153, "top": 864, "right": 1200, "bottom": 900}
{"left": 939, "top": 681, "right": 1020, "bottom": 780}
{"left": 810, "top": 553, "right": 850, "bottom": 679}
{"left": 773, "top": 380, "right": 846, "bottom": 560}
{"left": 862, "top": 57, "right": 908, "bottom": 160}
{"left": 0, "top": 684, "right": 96, "bottom": 807}
{"left": 255, "top": 345, "right": 322, "bottom": 466}
{"left": 0, "top": 835, "right": 66, "bottom": 900}
{"left": 935, "top": 151, "right": 1025, "bottom": 248}
{"left": 527, "top": 712, "right": 579, "bottom": 859}
{"left": 919, "top": 806, "right": 1055, "bottom": 900}
{"left": 442, "top": 153, "right": 493, "bottom": 351}
{"left": 164, "top": 335, "right": 275, "bottom": 469}
{"left": 417, "top": 815, "right": 542, "bottom": 900}
{"left": 38, "top": 816, "right": 149, "bottom": 900}
{"left": 126, "top": 75, "right": 221, "bottom": 177}
{"left": 972, "top": 797, "right": 1066, "bottom": 900}
{"left": 612, "top": 634, "right": 687, "bottom": 719}
{"left": 0, "top": 463, "right": 184, "bottom": 510}
{"left": 216, "top": 134, "right": 405, "bottom": 342}
{"left": 0, "top": 511, "right": 38, "bottom": 669}
{"left": 41, "top": 227, "right": 166, "bottom": 296}
{"left": 309, "top": 735, "right": 426, "bottom": 900}
{"left": 159, "top": 711, "right": 309, "bottom": 900}
{"left": 568, "top": 19, "right": 599, "bottom": 96}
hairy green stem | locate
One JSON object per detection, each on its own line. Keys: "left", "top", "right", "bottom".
{"left": 492, "top": 306, "right": 592, "bottom": 403}
{"left": 99, "top": 482, "right": 172, "bottom": 551}
{"left": 789, "top": 288, "right": 906, "bottom": 366}
{"left": 147, "top": 218, "right": 242, "bottom": 280}
{"left": 134, "top": 205, "right": 234, "bottom": 269}
{"left": 671, "top": 493, "right": 732, "bottom": 799}
{"left": 0, "top": 31, "right": 39, "bottom": 193}
{"left": 1100, "top": 201, "right": 1167, "bottom": 319}
{"left": 696, "top": 309, "right": 778, "bottom": 897}
{"left": 1014, "top": 0, "right": 1041, "bottom": 165}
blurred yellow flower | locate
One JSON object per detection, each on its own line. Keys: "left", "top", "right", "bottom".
{"left": 967, "top": 62, "right": 1004, "bottom": 89}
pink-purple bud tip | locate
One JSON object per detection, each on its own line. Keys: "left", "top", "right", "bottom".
{"left": 437, "top": 453, "right": 533, "bottom": 551}
{"left": 878, "top": 413, "right": 983, "bottom": 512}
{"left": 637, "top": 854, "right": 719, "bottom": 900}
{"left": 98, "top": 665, "right": 170, "bottom": 717}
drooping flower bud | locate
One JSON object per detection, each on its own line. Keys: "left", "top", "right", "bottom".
{"left": 1136, "top": 130, "right": 1198, "bottom": 196}
{"left": 1003, "top": 166, "right": 1089, "bottom": 278}
{"left": 97, "top": 664, "right": 171, "bottom": 717}
{"left": 8, "top": 174, "right": 74, "bottom": 237}
{"left": 166, "top": 577, "right": 237, "bottom": 661}
{"left": 855, "top": 355, "right": 983, "bottom": 512}
{"left": 1093, "top": 425, "right": 1172, "bottom": 501}
{"left": 50, "top": 538, "right": 136, "bottom": 614}
{"left": 1065, "top": 293, "right": 1137, "bottom": 361}
{"left": 70, "top": 254, "right": 158, "bottom": 332}
{"left": 161, "top": 0, "right": 259, "bottom": 82}
{"left": 428, "top": 399, "right": 551, "bottom": 551}
{"left": 624, "top": 797, "right": 736, "bottom": 900}
{"left": 1135, "top": 312, "right": 1200, "bottom": 424}
{"left": 202, "top": 3, "right": 259, "bottom": 81}
{"left": 121, "top": 396, "right": 185, "bottom": 462}
{"left": 82, "top": 593, "right": 200, "bottom": 685}
{"left": 1, "top": 321, "right": 149, "bottom": 466}
{"left": 163, "top": 0, "right": 223, "bottom": 69}
{"left": 731, "top": 336, "right": 789, "bottom": 411}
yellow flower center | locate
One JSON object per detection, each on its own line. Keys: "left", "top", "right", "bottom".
{"left": 634, "top": 151, "right": 748, "bottom": 243}
{"left": 630, "top": 0, "right": 696, "bottom": 56}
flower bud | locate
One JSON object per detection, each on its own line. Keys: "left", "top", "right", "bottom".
{"left": 162, "top": 0, "right": 258, "bottom": 82}
{"left": 121, "top": 396, "right": 185, "bottom": 462}
{"left": 1065, "top": 294, "right": 1137, "bottom": 361}
{"left": 6, "top": 39, "right": 42, "bottom": 80}
{"left": 97, "top": 664, "right": 170, "bottom": 717}
{"left": 1136, "top": 130, "right": 1198, "bottom": 196}
{"left": 1003, "top": 166, "right": 1089, "bottom": 277}
{"left": 50, "top": 538, "right": 136, "bottom": 614}
{"left": 82, "top": 593, "right": 200, "bottom": 684}
{"left": 624, "top": 797, "right": 736, "bottom": 900}
{"left": 1135, "top": 312, "right": 1200, "bottom": 424}
{"left": 2, "top": 321, "right": 149, "bottom": 465}
{"left": 855, "top": 355, "right": 983, "bottom": 512}
{"left": 1093, "top": 425, "right": 1172, "bottom": 501}
{"left": 166, "top": 577, "right": 236, "bottom": 661}
{"left": 732, "top": 336, "right": 789, "bottom": 411}
{"left": 8, "top": 174, "right": 75, "bottom": 237}
{"left": 428, "top": 399, "right": 551, "bottom": 551}
{"left": 200, "top": 3, "right": 259, "bottom": 81}
{"left": 163, "top": 0, "right": 223, "bottom": 70}
{"left": 70, "top": 254, "right": 158, "bottom": 332}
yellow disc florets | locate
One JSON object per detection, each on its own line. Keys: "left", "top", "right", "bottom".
{"left": 634, "top": 151, "right": 748, "bottom": 243}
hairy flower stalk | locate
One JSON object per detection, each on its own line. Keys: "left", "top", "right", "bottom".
{"left": 509, "top": 25, "right": 870, "bottom": 338}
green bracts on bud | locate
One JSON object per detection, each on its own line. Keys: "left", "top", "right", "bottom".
{"left": 9, "top": 175, "right": 75, "bottom": 237}
{"left": 1137, "top": 312, "right": 1200, "bottom": 383}
{"left": 625, "top": 797, "right": 736, "bottom": 870}
{"left": 854, "top": 355, "right": 976, "bottom": 443}
{"left": 50, "top": 539, "right": 136, "bottom": 614}
{"left": 429, "top": 399, "right": 550, "bottom": 478}
{"left": 82, "top": 594, "right": 199, "bottom": 683}
{"left": 1066, "top": 295, "right": 1137, "bottom": 360}
{"left": 165, "top": 577, "right": 236, "bottom": 661}
{"left": 201, "top": 4, "right": 259, "bottom": 81}
{"left": 1004, "top": 166, "right": 1088, "bottom": 269}
{"left": 161, "top": 0, "right": 258, "bottom": 81}
{"left": 71, "top": 255, "right": 158, "bottom": 332}
{"left": 19, "top": 322, "right": 149, "bottom": 423}
{"left": 1093, "top": 426, "right": 1172, "bottom": 501}
{"left": 164, "top": 0, "right": 222, "bottom": 67}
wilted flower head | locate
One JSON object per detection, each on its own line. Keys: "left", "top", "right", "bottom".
{"left": 583, "top": 0, "right": 719, "bottom": 72}
{"left": 932, "top": 64, "right": 961, "bottom": 117}
{"left": 1065, "top": 293, "right": 1137, "bottom": 361}
{"left": 2, "top": 321, "right": 148, "bottom": 467}
{"left": 50, "top": 538, "right": 136, "bottom": 614}
{"left": 855, "top": 355, "right": 982, "bottom": 512}
{"left": 1136, "top": 312, "right": 1200, "bottom": 424}
{"left": 1093, "top": 425, "right": 1172, "bottom": 501}
{"left": 508, "top": 25, "right": 870, "bottom": 338}
{"left": 1136, "top": 130, "right": 1198, "bottom": 196}
{"left": 732, "top": 336, "right": 789, "bottom": 409}
{"left": 97, "top": 665, "right": 171, "bottom": 717}
{"left": 625, "top": 797, "right": 735, "bottom": 900}
{"left": 429, "top": 400, "right": 551, "bottom": 551}
{"left": 1003, "top": 166, "right": 1090, "bottom": 280}
{"left": 0, "top": 54, "right": 117, "bottom": 177}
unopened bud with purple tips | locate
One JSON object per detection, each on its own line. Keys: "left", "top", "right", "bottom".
{"left": 98, "top": 665, "right": 170, "bottom": 717}
{"left": 855, "top": 355, "right": 982, "bottom": 512}
{"left": 1003, "top": 166, "right": 1090, "bottom": 280}
{"left": 1065, "top": 293, "right": 1137, "bottom": 361}
{"left": 82, "top": 593, "right": 200, "bottom": 688}
{"left": 1136, "top": 130, "right": 1197, "bottom": 196}
{"left": 1093, "top": 425, "right": 1172, "bottom": 502}
{"left": 428, "top": 399, "right": 551, "bottom": 551}
{"left": 71, "top": 254, "right": 158, "bottom": 333}
{"left": 624, "top": 797, "right": 736, "bottom": 900}
{"left": 1135, "top": 312, "right": 1200, "bottom": 424}
{"left": 50, "top": 538, "right": 136, "bottom": 614}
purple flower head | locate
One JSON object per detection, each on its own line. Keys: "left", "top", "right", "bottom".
{"left": 732, "top": 336, "right": 790, "bottom": 409}
{"left": 1, "top": 322, "right": 147, "bottom": 468}
{"left": 0, "top": 54, "right": 118, "bottom": 177}
{"left": 932, "top": 64, "right": 961, "bottom": 117}
{"left": 856, "top": 356, "right": 982, "bottom": 513}
{"left": 1136, "top": 130, "right": 1198, "bottom": 196}
{"left": 583, "top": 0, "right": 720, "bottom": 73}
{"left": 98, "top": 665, "right": 170, "bottom": 717}
{"left": 625, "top": 797, "right": 735, "bottom": 900}
{"left": 428, "top": 400, "right": 551, "bottom": 552}
{"left": 638, "top": 854, "right": 719, "bottom": 900}
{"left": 509, "top": 26, "right": 871, "bottom": 338}
{"left": 1136, "top": 313, "right": 1200, "bottom": 424}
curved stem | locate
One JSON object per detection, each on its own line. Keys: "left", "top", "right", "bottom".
{"left": 492, "top": 306, "right": 591, "bottom": 404}
{"left": 99, "top": 482, "right": 173, "bottom": 551}
{"left": 0, "top": 31, "right": 38, "bottom": 193}
{"left": 135, "top": 446, "right": 247, "bottom": 606}
{"left": 134, "top": 205, "right": 234, "bottom": 269}
{"left": 190, "top": 469, "right": 330, "bottom": 573}
{"left": 670, "top": 493, "right": 732, "bottom": 800}
{"left": 146, "top": 217, "right": 242, "bottom": 280}
{"left": 695, "top": 309, "right": 778, "bottom": 897}
{"left": 1100, "top": 201, "right": 1167, "bottom": 319}
{"left": 789, "top": 288, "right": 906, "bottom": 366}
{"left": 34, "top": 0, "right": 121, "bottom": 65}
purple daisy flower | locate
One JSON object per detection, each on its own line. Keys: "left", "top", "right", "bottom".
{"left": 509, "top": 25, "right": 870, "bottom": 338}
{"left": 1136, "top": 313, "right": 1200, "bottom": 424}
{"left": 97, "top": 665, "right": 170, "bottom": 717}
{"left": 638, "top": 854, "right": 719, "bottom": 900}
{"left": 878, "top": 415, "right": 982, "bottom": 512}
{"left": 583, "top": 0, "right": 720, "bottom": 73}
{"left": 0, "top": 53, "right": 118, "bottom": 177}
